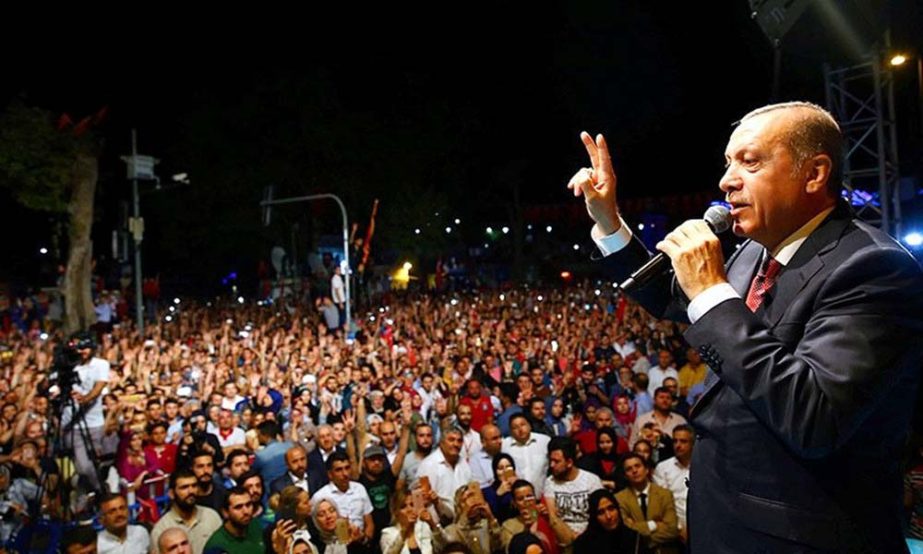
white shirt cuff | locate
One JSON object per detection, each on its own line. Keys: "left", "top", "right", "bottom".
{"left": 687, "top": 283, "right": 739, "bottom": 324}
{"left": 590, "top": 216, "right": 633, "bottom": 256}
{"left": 647, "top": 520, "right": 657, "bottom": 532}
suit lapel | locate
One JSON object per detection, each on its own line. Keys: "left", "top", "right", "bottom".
{"left": 620, "top": 490, "right": 645, "bottom": 524}
{"left": 690, "top": 204, "right": 853, "bottom": 420}
{"left": 762, "top": 206, "right": 852, "bottom": 326}
{"left": 727, "top": 240, "right": 762, "bottom": 297}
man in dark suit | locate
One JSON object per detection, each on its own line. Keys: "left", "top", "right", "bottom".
{"left": 568, "top": 101, "right": 923, "bottom": 552}
{"left": 270, "top": 444, "right": 309, "bottom": 495}
{"left": 306, "top": 424, "right": 344, "bottom": 494}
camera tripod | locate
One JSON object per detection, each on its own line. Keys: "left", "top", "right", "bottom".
{"left": 12, "top": 393, "right": 106, "bottom": 553}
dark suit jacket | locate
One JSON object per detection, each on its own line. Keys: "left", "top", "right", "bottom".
{"left": 270, "top": 472, "right": 308, "bottom": 496}
{"left": 306, "top": 447, "right": 344, "bottom": 495}
{"left": 615, "top": 482, "right": 680, "bottom": 554}
{"left": 600, "top": 203, "right": 923, "bottom": 552}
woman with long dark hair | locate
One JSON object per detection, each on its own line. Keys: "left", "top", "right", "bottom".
{"left": 577, "top": 427, "right": 621, "bottom": 490}
{"left": 481, "top": 453, "right": 517, "bottom": 521}
{"left": 573, "top": 489, "right": 648, "bottom": 553}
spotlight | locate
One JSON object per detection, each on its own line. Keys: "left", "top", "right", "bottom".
{"left": 904, "top": 232, "right": 923, "bottom": 247}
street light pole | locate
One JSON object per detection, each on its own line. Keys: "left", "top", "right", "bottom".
{"left": 260, "top": 193, "right": 351, "bottom": 333}
{"left": 131, "top": 130, "right": 144, "bottom": 336}
{"left": 122, "top": 130, "right": 161, "bottom": 337}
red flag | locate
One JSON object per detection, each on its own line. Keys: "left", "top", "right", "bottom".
{"left": 615, "top": 294, "right": 627, "bottom": 324}
{"left": 361, "top": 199, "right": 379, "bottom": 268}
{"left": 57, "top": 113, "right": 73, "bottom": 130}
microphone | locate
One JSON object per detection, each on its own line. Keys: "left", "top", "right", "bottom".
{"left": 619, "top": 205, "right": 731, "bottom": 293}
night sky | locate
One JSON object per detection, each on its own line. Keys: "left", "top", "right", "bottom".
{"left": 1, "top": 2, "right": 920, "bottom": 291}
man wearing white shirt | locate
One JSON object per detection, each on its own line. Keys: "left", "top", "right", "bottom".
{"left": 62, "top": 332, "right": 110, "bottom": 492}
{"left": 214, "top": 409, "right": 246, "bottom": 455}
{"left": 220, "top": 381, "right": 246, "bottom": 412}
{"left": 543, "top": 437, "right": 603, "bottom": 536}
{"left": 97, "top": 493, "right": 150, "bottom": 554}
{"left": 454, "top": 403, "right": 482, "bottom": 462}
{"left": 501, "top": 413, "right": 550, "bottom": 496}
{"left": 469, "top": 424, "right": 502, "bottom": 488}
{"left": 613, "top": 331, "right": 636, "bottom": 359}
{"left": 331, "top": 266, "right": 346, "bottom": 328}
{"left": 414, "top": 373, "right": 441, "bottom": 419}
{"left": 646, "top": 350, "right": 679, "bottom": 394}
{"left": 378, "top": 420, "right": 401, "bottom": 466}
{"left": 311, "top": 451, "right": 375, "bottom": 546}
{"left": 653, "top": 424, "right": 693, "bottom": 540}
{"left": 416, "top": 427, "right": 471, "bottom": 522}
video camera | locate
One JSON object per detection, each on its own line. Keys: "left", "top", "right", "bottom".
{"left": 45, "top": 332, "right": 94, "bottom": 404}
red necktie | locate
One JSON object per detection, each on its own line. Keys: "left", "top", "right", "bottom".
{"left": 745, "top": 256, "right": 782, "bottom": 312}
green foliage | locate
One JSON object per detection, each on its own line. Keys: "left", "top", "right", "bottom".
{"left": 0, "top": 101, "right": 80, "bottom": 212}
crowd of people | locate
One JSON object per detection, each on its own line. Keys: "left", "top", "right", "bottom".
{"left": 0, "top": 282, "right": 713, "bottom": 554}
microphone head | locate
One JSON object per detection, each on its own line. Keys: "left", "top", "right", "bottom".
{"left": 704, "top": 205, "right": 732, "bottom": 234}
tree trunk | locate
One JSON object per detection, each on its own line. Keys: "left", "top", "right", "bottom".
{"left": 64, "top": 152, "right": 98, "bottom": 334}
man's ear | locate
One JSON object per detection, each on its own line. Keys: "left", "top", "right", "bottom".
{"left": 804, "top": 154, "right": 833, "bottom": 195}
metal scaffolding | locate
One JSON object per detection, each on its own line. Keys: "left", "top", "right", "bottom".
{"left": 824, "top": 47, "right": 902, "bottom": 236}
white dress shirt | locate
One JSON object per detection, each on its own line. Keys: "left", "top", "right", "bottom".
{"left": 591, "top": 207, "right": 836, "bottom": 323}
{"left": 312, "top": 481, "right": 374, "bottom": 530}
{"left": 97, "top": 525, "right": 150, "bottom": 554}
{"left": 468, "top": 448, "right": 496, "bottom": 488}
{"left": 416, "top": 447, "right": 472, "bottom": 518}
{"left": 653, "top": 456, "right": 690, "bottom": 529}
{"left": 462, "top": 428, "right": 482, "bottom": 462}
{"left": 501, "top": 433, "right": 550, "bottom": 496}
{"left": 289, "top": 471, "right": 310, "bottom": 492}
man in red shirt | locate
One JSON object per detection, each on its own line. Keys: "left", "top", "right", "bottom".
{"left": 458, "top": 379, "right": 494, "bottom": 433}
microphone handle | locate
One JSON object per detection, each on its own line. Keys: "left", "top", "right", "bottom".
{"left": 619, "top": 252, "right": 670, "bottom": 293}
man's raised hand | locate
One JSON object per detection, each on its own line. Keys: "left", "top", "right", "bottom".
{"left": 567, "top": 132, "right": 620, "bottom": 235}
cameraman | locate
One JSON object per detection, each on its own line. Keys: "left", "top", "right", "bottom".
{"left": 61, "top": 332, "right": 110, "bottom": 492}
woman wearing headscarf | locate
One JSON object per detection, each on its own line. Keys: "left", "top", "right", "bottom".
{"left": 309, "top": 498, "right": 362, "bottom": 554}
{"left": 576, "top": 428, "right": 622, "bottom": 490}
{"left": 544, "top": 397, "right": 569, "bottom": 437}
{"left": 481, "top": 453, "right": 517, "bottom": 522}
{"left": 572, "top": 489, "right": 648, "bottom": 553}
{"left": 116, "top": 429, "right": 155, "bottom": 501}
{"left": 612, "top": 394, "right": 636, "bottom": 443}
